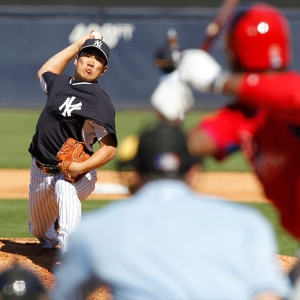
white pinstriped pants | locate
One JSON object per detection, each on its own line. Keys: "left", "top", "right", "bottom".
{"left": 28, "top": 158, "right": 97, "bottom": 253}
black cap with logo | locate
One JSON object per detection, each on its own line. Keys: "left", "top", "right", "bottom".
{"left": 79, "top": 39, "right": 110, "bottom": 65}
{"left": 134, "top": 122, "right": 200, "bottom": 176}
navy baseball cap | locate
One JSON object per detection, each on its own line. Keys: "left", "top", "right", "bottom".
{"left": 79, "top": 39, "right": 110, "bottom": 65}
{"left": 133, "top": 122, "right": 200, "bottom": 176}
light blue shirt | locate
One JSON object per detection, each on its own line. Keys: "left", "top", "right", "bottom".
{"left": 51, "top": 179, "right": 291, "bottom": 300}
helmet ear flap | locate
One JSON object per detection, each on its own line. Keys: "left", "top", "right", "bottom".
{"left": 225, "top": 34, "right": 243, "bottom": 72}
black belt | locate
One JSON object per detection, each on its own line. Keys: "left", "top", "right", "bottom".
{"left": 35, "top": 160, "right": 60, "bottom": 175}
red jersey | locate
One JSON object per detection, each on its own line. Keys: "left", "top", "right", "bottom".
{"left": 199, "top": 71, "right": 300, "bottom": 239}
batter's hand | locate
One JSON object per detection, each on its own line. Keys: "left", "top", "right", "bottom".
{"left": 150, "top": 70, "right": 194, "bottom": 122}
{"left": 178, "top": 49, "right": 222, "bottom": 92}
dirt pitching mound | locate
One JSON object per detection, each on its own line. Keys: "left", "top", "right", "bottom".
{"left": 0, "top": 238, "right": 297, "bottom": 300}
{"left": 0, "top": 238, "right": 111, "bottom": 300}
{"left": 0, "top": 170, "right": 269, "bottom": 202}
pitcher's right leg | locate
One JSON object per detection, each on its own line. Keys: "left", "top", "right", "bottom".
{"left": 28, "top": 159, "right": 59, "bottom": 247}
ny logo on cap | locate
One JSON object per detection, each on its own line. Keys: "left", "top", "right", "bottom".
{"left": 94, "top": 40, "right": 102, "bottom": 49}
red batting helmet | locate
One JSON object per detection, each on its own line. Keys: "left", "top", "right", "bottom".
{"left": 227, "top": 2, "right": 291, "bottom": 71}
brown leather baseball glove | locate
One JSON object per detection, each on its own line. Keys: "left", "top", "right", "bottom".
{"left": 57, "top": 138, "right": 90, "bottom": 183}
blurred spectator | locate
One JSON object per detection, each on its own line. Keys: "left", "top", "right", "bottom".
{"left": 154, "top": 28, "right": 183, "bottom": 81}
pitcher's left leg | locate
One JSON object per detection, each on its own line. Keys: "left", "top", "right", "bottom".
{"left": 55, "top": 179, "right": 81, "bottom": 253}
{"left": 29, "top": 159, "right": 59, "bottom": 247}
{"left": 54, "top": 170, "right": 97, "bottom": 253}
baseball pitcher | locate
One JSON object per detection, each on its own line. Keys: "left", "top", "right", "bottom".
{"left": 28, "top": 30, "right": 117, "bottom": 253}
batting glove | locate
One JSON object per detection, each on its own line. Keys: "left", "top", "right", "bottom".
{"left": 178, "top": 49, "right": 223, "bottom": 92}
{"left": 150, "top": 70, "right": 194, "bottom": 122}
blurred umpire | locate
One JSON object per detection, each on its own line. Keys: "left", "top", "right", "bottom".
{"left": 51, "top": 121, "right": 290, "bottom": 300}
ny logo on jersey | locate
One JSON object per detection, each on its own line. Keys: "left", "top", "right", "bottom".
{"left": 59, "top": 96, "right": 82, "bottom": 117}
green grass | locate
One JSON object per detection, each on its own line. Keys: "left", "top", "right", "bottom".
{"left": 0, "top": 200, "right": 111, "bottom": 238}
{"left": 0, "top": 110, "right": 39, "bottom": 168}
{"left": 0, "top": 199, "right": 298, "bottom": 256}
{"left": 244, "top": 202, "right": 300, "bottom": 256}
{"left": 0, "top": 109, "right": 251, "bottom": 171}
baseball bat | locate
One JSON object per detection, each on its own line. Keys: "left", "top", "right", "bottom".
{"left": 150, "top": 0, "right": 241, "bottom": 122}
{"left": 200, "top": 0, "right": 241, "bottom": 52}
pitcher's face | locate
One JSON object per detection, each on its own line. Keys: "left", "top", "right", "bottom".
{"left": 74, "top": 49, "right": 107, "bottom": 82}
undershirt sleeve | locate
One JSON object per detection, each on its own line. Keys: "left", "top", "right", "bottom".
{"left": 39, "top": 71, "right": 61, "bottom": 95}
{"left": 94, "top": 122, "right": 108, "bottom": 140}
{"left": 82, "top": 120, "right": 109, "bottom": 151}
{"left": 39, "top": 75, "right": 48, "bottom": 94}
